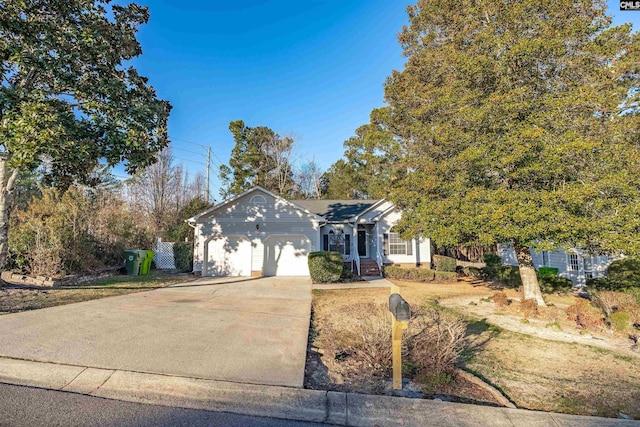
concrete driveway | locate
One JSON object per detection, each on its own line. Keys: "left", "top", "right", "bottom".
{"left": 0, "top": 276, "right": 312, "bottom": 387}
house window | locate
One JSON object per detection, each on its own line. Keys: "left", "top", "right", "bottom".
{"left": 542, "top": 251, "right": 549, "bottom": 267}
{"left": 323, "top": 231, "right": 350, "bottom": 255}
{"left": 249, "top": 195, "right": 267, "bottom": 204}
{"left": 583, "top": 256, "right": 594, "bottom": 279}
{"left": 387, "top": 232, "right": 413, "bottom": 256}
{"left": 568, "top": 254, "right": 579, "bottom": 271}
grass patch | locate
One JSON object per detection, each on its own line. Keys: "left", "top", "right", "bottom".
{"left": 308, "top": 279, "right": 640, "bottom": 419}
{"left": 64, "top": 273, "right": 186, "bottom": 289}
{"left": 0, "top": 272, "right": 191, "bottom": 314}
{"left": 466, "top": 328, "right": 640, "bottom": 419}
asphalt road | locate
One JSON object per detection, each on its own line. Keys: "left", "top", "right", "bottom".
{"left": 0, "top": 383, "right": 330, "bottom": 427}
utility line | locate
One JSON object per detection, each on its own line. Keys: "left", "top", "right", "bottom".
{"left": 174, "top": 156, "right": 208, "bottom": 167}
{"left": 171, "top": 146, "right": 205, "bottom": 157}
{"left": 171, "top": 141, "right": 223, "bottom": 170}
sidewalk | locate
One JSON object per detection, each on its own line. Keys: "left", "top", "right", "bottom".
{"left": 0, "top": 356, "right": 636, "bottom": 427}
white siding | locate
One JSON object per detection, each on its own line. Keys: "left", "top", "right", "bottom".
{"left": 417, "top": 238, "right": 432, "bottom": 266}
{"left": 377, "top": 209, "right": 430, "bottom": 265}
{"left": 497, "top": 243, "right": 613, "bottom": 287}
{"left": 194, "top": 190, "right": 320, "bottom": 276}
{"left": 359, "top": 201, "right": 394, "bottom": 222}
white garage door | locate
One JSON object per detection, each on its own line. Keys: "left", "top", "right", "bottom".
{"left": 206, "top": 236, "right": 251, "bottom": 276}
{"left": 263, "top": 235, "right": 311, "bottom": 276}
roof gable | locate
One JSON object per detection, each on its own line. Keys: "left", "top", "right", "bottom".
{"left": 292, "top": 199, "right": 382, "bottom": 222}
{"left": 188, "top": 186, "right": 324, "bottom": 223}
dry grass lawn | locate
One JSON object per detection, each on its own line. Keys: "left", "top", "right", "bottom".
{"left": 0, "top": 272, "right": 192, "bottom": 314}
{"left": 309, "top": 280, "right": 640, "bottom": 419}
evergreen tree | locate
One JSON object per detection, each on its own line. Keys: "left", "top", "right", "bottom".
{"left": 383, "top": 0, "right": 640, "bottom": 304}
{"left": 219, "top": 120, "right": 294, "bottom": 198}
{"left": 0, "top": 0, "right": 171, "bottom": 268}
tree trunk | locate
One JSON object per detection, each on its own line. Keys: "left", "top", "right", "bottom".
{"left": 514, "top": 243, "right": 546, "bottom": 306}
{"left": 0, "top": 156, "right": 19, "bottom": 271}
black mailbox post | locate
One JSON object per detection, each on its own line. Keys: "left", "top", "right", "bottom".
{"left": 388, "top": 292, "right": 410, "bottom": 390}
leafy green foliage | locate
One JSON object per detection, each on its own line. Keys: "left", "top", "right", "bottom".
{"left": 608, "top": 312, "right": 632, "bottom": 332}
{"left": 484, "top": 265, "right": 522, "bottom": 289}
{"left": 384, "top": 266, "right": 435, "bottom": 282}
{"left": 383, "top": 265, "right": 457, "bottom": 282}
{"left": 481, "top": 252, "right": 502, "bottom": 275}
{"left": 173, "top": 242, "right": 193, "bottom": 273}
{"left": 385, "top": 0, "right": 640, "bottom": 251}
{"left": 0, "top": 0, "right": 171, "bottom": 268}
{"left": 432, "top": 254, "right": 457, "bottom": 272}
{"left": 461, "top": 266, "right": 482, "bottom": 276}
{"left": 8, "top": 187, "right": 152, "bottom": 276}
{"left": 219, "top": 120, "right": 294, "bottom": 198}
{"left": 0, "top": 0, "right": 171, "bottom": 184}
{"left": 308, "top": 251, "right": 343, "bottom": 283}
{"left": 607, "top": 258, "right": 640, "bottom": 287}
{"left": 320, "top": 159, "right": 362, "bottom": 199}
{"left": 165, "top": 198, "right": 212, "bottom": 243}
{"left": 587, "top": 258, "right": 640, "bottom": 291}
{"left": 486, "top": 265, "right": 569, "bottom": 293}
{"left": 539, "top": 276, "right": 573, "bottom": 294}
{"left": 376, "top": 0, "right": 640, "bottom": 295}
{"left": 323, "top": 122, "right": 404, "bottom": 199}
{"left": 538, "top": 267, "right": 559, "bottom": 277}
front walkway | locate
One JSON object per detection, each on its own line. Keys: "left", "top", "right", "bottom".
{"left": 0, "top": 276, "right": 312, "bottom": 387}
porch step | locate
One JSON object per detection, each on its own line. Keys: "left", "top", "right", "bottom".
{"left": 459, "top": 276, "right": 486, "bottom": 286}
{"left": 359, "top": 259, "right": 381, "bottom": 277}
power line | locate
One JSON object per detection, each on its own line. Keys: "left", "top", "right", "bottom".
{"left": 171, "top": 138, "right": 224, "bottom": 168}
{"left": 174, "top": 156, "right": 208, "bottom": 167}
{"left": 171, "top": 137, "right": 209, "bottom": 149}
{"left": 172, "top": 146, "right": 206, "bottom": 157}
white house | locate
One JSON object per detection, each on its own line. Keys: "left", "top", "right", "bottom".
{"left": 497, "top": 243, "right": 616, "bottom": 287}
{"left": 187, "top": 186, "right": 432, "bottom": 277}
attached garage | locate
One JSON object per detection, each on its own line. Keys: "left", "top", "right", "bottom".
{"left": 189, "top": 187, "right": 324, "bottom": 278}
{"left": 205, "top": 235, "right": 252, "bottom": 277}
{"left": 263, "top": 234, "right": 311, "bottom": 276}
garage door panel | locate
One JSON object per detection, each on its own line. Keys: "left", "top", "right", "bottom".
{"left": 263, "top": 235, "right": 310, "bottom": 276}
{"left": 207, "top": 236, "right": 251, "bottom": 276}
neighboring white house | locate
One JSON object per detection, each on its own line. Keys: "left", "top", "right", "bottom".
{"left": 187, "top": 186, "right": 432, "bottom": 277}
{"left": 497, "top": 243, "right": 617, "bottom": 287}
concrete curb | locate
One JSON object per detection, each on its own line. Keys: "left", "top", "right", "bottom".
{"left": 0, "top": 357, "right": 637, "bottom": 426}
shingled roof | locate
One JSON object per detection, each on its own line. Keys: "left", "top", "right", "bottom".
{"left": 292, "top": 199, "right": 381, "bottom": 222}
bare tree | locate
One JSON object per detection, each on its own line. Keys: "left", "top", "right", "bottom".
{"left": 263, "top": 133, "right": 295, "bottom": 196}
{"left": 295, "top": 158, "right": 324, "bottom": 199}
{"left": 124, "top": 147, "right": 200, "bottom": 238}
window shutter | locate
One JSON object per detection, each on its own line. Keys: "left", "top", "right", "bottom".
{"left": 383, "top": 233, "right": 388, "bottom": 256}
{"left": 323, "top": 235, "right": 329, "bottom": 251}
{"left": 345, "top": 235, "right": 351, "bottom": 255}
{"left": 407, "top": 239, "right": 413, "bottom": 256}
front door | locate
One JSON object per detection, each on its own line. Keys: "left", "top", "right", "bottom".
{"left": 357, "top": 230, "right": 367, "bottom": 257}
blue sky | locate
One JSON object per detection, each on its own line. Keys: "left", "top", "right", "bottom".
{"left": 126, "top": 0, "right": 640, "bottom": 199}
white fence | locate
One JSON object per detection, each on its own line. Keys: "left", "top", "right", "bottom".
{"left": 154, "top": 240, "right": 176, "bottom": 270}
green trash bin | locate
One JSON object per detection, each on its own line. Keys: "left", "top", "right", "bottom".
{"left": 139, "top": 250, "right": 155, "bottom": 275}
{"left": 124, "top": 249, "right": 142, "bottom": 276}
